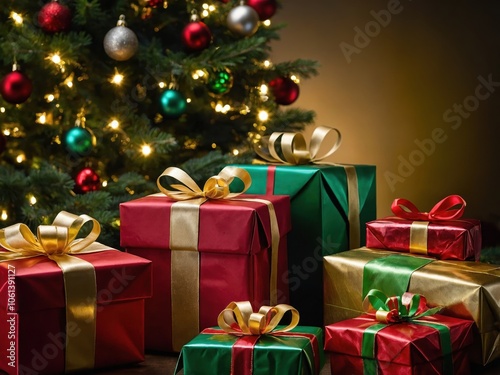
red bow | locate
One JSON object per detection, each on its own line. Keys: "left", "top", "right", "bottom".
{"left": 391, "top": 195, "right": 465, "bottom": 221}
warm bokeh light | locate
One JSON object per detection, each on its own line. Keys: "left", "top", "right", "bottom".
{"left": 108, "top": 119, "right": 120, "bottom": 129}
{"left": 10, "top": 12, "right": 23, "bottom": 25}
{"left": 258, "top": 110, "right": 269, "bottom": 121}
{"left": 111, "top": 72, "right": 124, "bottom": 85}
{"left": 1, "top": 210, "right": 8, "bottom": 221}
{"left": 28, "top": 195, "right": 37, "bottom": 205}
{"left": 141, "top": 144, "right": 152, "bottom": 156}
{"left": 16, "top": 153, "right": 26, "bottom": 163}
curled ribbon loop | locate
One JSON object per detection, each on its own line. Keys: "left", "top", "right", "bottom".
{"left": 217, "top": 301, "right": 300, "bottom": 336}
{"left": 255, "top": 126, "right": 342, "bottom": 165}
{"left": 157, "top": 166, "right": 252, "bottom": 201}
{"left": 391, "top": 195, "right": 466, "bottom": 221}
{"left": 362, "top": 289, "right": 442, "bottom": 324}
{"left": 0, "top": 211, "right": 101, "bottom": 260}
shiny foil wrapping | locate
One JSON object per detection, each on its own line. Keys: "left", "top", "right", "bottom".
{"left": 325, "top": 314, "right": 475, "bottom": 374}
{"left": 0, "top": 251, "right": 152, "bottom": 375}
{"left": 324, "top": 247, "right": 500, "bottom": 365}
{"left": 366, "top": 217, "right": 481, "bottom": 260}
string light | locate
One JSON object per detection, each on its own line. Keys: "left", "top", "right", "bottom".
{"left": 192, "top": 70, "right": 206, "bottom": 80}
{"left": 10, "top": 12, "right": 23, "bottom": 25}
{"left": 262, "top": 20, "right": 271, "bottom": 27}
{"left": 37, "top": 113, "right": 47, "bottom": 124}
{"left": 16, "top": 153, "right": 26, "bottom": 163}
{"left": 108, "top": 119, "right": 120, "bottom": 129}
{"left": 45, "top": 94, "right": 55, "bottom": 102}
{"left": 141, "top": 144, "right": 152, "bottom": 156}
{"left": 211, "top": 143, "right": 217, "bottom": 149}
{"left": 290, "top": 75, "right": 300, "bottom": 83}
{"left": 159, "top": 82, "right": 166, "bottom": 88}
{"left": 110, "top": 69, "right": 124, "bottom": 85}
{"left": 262, "top": 60, "right": 272, "bottom": 68}
{"left": 0, "top": 107, "right": 5, "bottom": 113}
{"left": 258, "top": 110, "right": 269, "bottom": 121}
{"left": 1, "top": 210, "right": 7, "bottom": 221}
{"left": 50, "top": 53, "right": 62, "bottom": 64}
{"left": 28, "top": 195, "right": 37, "bottom": 205}
{"left": 232, "top": 149, "right": 239, "bottom": 156}
{"left": 63, "top": 73, "right": 74, "bottom": 88}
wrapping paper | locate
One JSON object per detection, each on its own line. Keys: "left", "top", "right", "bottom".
{"left": 234, "top": 163, "right": 376, "bottom": 326}
{"left": 325, "top": 314, "right": 475, "bottom": 374}
{"left": 175, "top": 325, "right": 324, "bottom": 375}
{"left": 323, "top": 247, "right": 500, "bottom": 365}
{"left": 0, "top": 250, "right": 152, "bottom": 375}
{"left": 119, "top": 194, "right": 291, "bottom": 352}
{"left": 366, "top": 217, "right": 481, "bottom": 261}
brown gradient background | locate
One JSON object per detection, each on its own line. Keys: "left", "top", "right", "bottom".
{"left": 270, "top": 0, "right": 500, "bottom": 234}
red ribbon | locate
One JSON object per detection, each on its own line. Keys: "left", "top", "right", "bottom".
{"left": 391, "top": 195, "right": 466, "bottom": 221}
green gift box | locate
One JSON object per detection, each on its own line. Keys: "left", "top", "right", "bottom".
{"left": 175, "top": 325, "right": 324, "bottom": 375}
{"left": 233, "top": 162, "right": 376, "bottom": 326}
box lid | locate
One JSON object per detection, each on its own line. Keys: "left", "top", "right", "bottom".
{"left": 0, "top": 250, "right": 152, "bottom": 313}
{"left": 119, "top": 194, "right": 291, "bottom": 255}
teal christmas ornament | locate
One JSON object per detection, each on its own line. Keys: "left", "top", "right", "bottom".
{"left": 160, "top": 89, "right": 187, "bottom": 119}
{"left": 64, "top": 127, "right": 95, "bottom": 156}
{"left": 208, "top": 69, "right": 233, "bottom": 95}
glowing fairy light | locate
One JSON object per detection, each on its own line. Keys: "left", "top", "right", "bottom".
{"left": 258, "top": 110, "right": 269, "bottom": 121}
{"left": 1, "top": 210, "right": 8, "bottom": 221}
{"left": 108, "top": 119, "right": 120, "bottom": 129}
{"left": 141, "top": 144, "right": 152, "bottom": 156}
{"left": 10, "top": 12, "right": 23, "bottom": 25}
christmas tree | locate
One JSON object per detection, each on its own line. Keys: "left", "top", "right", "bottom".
{"left": 0, "top": 0, "right": 318, "bottom": 247}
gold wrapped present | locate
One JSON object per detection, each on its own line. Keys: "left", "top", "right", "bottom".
{"left": 324, "top": 247, "right": 500, "bottom": 365}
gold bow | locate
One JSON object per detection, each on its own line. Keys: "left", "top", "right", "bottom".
{"left": 217, "top": 301, "right": 299, "bottom": 336}
{"left": 0, "top": 211, "right": 109, "bottom": 372}
{"left": 255, "top": 126, "right": 342, "bottom": 165}
{"left": 255, "top": 126, "right": 360, "bottom": 249}
{"left": 157, "top": 165, "right": 252, "bottom": 201}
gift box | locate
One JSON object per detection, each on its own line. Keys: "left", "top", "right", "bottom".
{"left": 174, "top": 301, "right": 325, "bottom": 375}
{"left": 234, "top": 126, "right": 376, "bottom": 326}
{"left": 120, "top": 167, "right": 291, "bottom": 352}
{"left": 0, "top": 212, "right": 152, "bottom": 375}
{"left": 325, "top": 296, "right": 475, "bottom": 375}
{"left": 323, "top": 247, "right": 500, "bottom": 365}
{"left": 366, "top": 195, "right": 481, "bottom": 261}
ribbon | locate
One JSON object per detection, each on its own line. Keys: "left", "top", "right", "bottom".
{"left": 361, "top": 289, "right": 452, "bottom": 375}
{"left": 255, "top": 126, "right": 360, "bottom": 249}
{"left": 0, "top": 211, "right": 110, "bottom": 372}
{"left": 156, "top": 166, "right": 282, "bottom": 351}
{"left": 391, "top": 195, "right": 466, "bottom": 255}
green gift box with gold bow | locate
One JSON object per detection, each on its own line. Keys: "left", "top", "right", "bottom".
{"left": 233, "top": 126, "right": 377, "bottom": 326}
{"left": 175, "top": 301, "right": 325, "bottom": 375}
{"left": 0, "top": 212, "right": 152, "bottom": 375}
{"left": 324, "top": 289, "right": 476, "bottom": 375}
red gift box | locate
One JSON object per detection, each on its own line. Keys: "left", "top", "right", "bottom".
{"left": 366, "top": 195, "right": 481, "bottom": 260}
{"left": 0, "top": 250, "right": 152, "bottom": 375}
{"left": 120, "top": 168, "right": 291, "bottom": 353}
{"left": 324, "top": 289, "right": 476, "bottom": 375}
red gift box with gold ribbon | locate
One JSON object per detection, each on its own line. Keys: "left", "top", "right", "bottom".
{"left": 324, "top": 290, "right": 476, "bottom": 375}
{"left": 0, "top": 212, "right": 152, "bottom": 375}
{"left": 120, "top": 166, "right": 291, "bottom": 353}
{"left": 366, "top": 195, "right": 481, "bottom": 260}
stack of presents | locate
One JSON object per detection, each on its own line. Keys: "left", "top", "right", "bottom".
{"left": 0, "top": 126, "right": 498, "bottom": 374}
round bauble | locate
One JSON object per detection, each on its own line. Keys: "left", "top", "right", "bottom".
{"left": 160, "top": 89, "right": 187, "bottom": 119}
{"left": 269, "top": 76, "right": 300, "bottom": 105}
{"left": 74, "top": 167, "right": 100, "bottom": 194}
{"left": 64, "top": 127, "right": 95, "bottom": 156}
{"left": 182, "top": 21, "right": 212, "bottom": 52}
{"left": 103, "top": 19, "right": 139, "bottom": 61}
{"left": 247, "top": 0, "right": 277, "bottom": 20}
{"left": 0, "top": 71, "right": 33, "bottom": 105}
{"left": 227, "top": 5, "right": 259, "bottom": 36}
{"left": 208, "top": 69, "right": 233, "bottom": 95}
{"left": 38, "top": 1, "right": 72, "bottom": 33}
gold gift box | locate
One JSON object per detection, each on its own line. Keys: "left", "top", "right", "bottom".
{"left": 324, "top": 247, "right": 500, "bottom": 366}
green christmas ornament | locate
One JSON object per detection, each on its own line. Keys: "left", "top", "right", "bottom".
{"left": 64, "top": 127, "right": 95, "bottom": 156}
{"left": 160, "top": 89, "right": 187, "bottom": 119}
{"left": 208, "top": 69, "right": 233, "bottom": 95}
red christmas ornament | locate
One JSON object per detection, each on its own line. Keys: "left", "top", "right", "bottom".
{"left": 0, "top": 70, "right": 33, "bottom": 104}
{"left": 74, "top": 167, "right": 101, "bottom": 194}
{"left": 38, "top": 1, "right": 72, "bottom": 33}
{"left": 269, "top": 76, "right": 300, "bottom": 105}
{"left": 182, "top": 21, "right": 212, "bottom": 52}
{"left": 0, "top": 133, "right": 6, "bottom": 154}
{"left": 247, "top": 0, "right": 277, "bottom": 20}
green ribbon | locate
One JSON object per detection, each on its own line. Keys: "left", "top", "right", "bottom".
{"left": 361, "top": 289, "right": 452, "bottom": 375}
{"left": 362, "top": 254, "right": 434, "bottom": 299}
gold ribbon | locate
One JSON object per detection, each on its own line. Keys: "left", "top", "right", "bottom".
{"left": 409, "top": 221, "right": 430, "bottom": 255}
{"left": 255, "top": 126, "right": 360, "bottom": 249}
{"left": 217, "top": 301, "right": 299, "bottom": 336}
{"left": 0, "top": 211, "right": 109, "bottom": 372}
{"left": 156, "top": 166, "right": 282, "bottom": 351}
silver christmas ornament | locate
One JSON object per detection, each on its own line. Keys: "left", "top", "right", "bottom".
{"left": 103, "top": 15, "right": 139, "bottom": 61}
{"left": 227, "top": 4, "right": 259, "bottom": 36}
